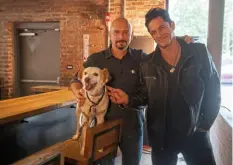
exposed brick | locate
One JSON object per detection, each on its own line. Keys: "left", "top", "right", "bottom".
{"left": 0, "top": 0, "right": 107, "bottom": 99}
{"left": 126, "top": 0, "right": 165, "bottom": 37}
{"left": 0, "top": 0, "right": 165, "bottom": 99}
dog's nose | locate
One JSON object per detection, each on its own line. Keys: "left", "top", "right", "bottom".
{"left": 85, "top": 77, "right": 90, "bottom": 83}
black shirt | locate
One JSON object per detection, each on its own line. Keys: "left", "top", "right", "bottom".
{"left": 83, "top": 48, "right": 144, "bottom": 97}
{"left": 157, "top": 49, "right": 189, "bottom": 148}
{"left": 72, "top": 47, "right": 147, "bottom": 137}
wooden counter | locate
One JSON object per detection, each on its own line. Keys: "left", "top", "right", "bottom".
{"left": 0, "top": 89, "right": 76, "bottom": 124}
{"left": 31, "top": 85, "right": 68, "bottom": 93}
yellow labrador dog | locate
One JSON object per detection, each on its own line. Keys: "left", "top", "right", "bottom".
{"left": 72, "top": 67, "right": 110, "bottom": 155}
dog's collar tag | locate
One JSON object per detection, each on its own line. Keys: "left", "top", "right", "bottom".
{"left": 92, "top": 105, "right": 96, "bottom": 113}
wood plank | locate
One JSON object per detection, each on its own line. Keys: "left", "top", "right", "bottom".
{"left": 31, "top": 85, "right": 68, "bottom": 93}
{"left": 94, "top": 145, "right": 116, "bottom": 161}
{"left": 63, "top": 119, "right": 122, "bottom": 163}
{"left": 85, "top": 119, "right": 122, "bottom": 158}
{"left": 12, "top": 142, "right": 64, "bottom": 165}
{"left": 95, "top": 129, "right": 117, "bottom": 150}
{"left": 0, "top": 89, "right": 76, "bottom": 124}
{"left": 63, "top": 139, "right": 88, "bottom": 163}
{"left": 0, "top": 90, "right": 68, "bottom": 109}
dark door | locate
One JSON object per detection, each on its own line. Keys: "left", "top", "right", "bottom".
{"left": 18, "top": 29, "right": 60, "bottom": 96}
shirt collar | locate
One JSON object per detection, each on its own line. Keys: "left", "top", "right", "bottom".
{"left": 151, "top": 38, "right": 194, "bottom": 64}
{"left": 104, "top": 45, "right": 132, "bottom": 59}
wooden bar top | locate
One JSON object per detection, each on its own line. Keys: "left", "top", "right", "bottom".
{"left": 31, "top": 85, "right": 68, "bottom": 93}
{"left": 0, "top": 89, "right": 76, "bottom": 124}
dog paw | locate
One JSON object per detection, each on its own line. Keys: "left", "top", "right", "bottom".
{"left": 72, "top": 134, "right": 79, "bottom": 140}
{"left": 80, "top": 147, "right": 84, "bottom": 155}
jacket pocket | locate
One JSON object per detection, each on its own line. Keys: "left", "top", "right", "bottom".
{"left": 180, "top": 65, "right": 204, "bottom": 105}
{"left": 144, "top": 76, "right": 157, "bottom": 95}
{"left": 188, "top": 106, "right": 197, "bottom": 134}
{"left": 180, "top": 65, "right": 205, "bottom": 134}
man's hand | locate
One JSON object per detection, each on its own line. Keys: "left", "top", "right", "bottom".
{"left": 107, "top": 86, "right": 129, "bottom": 105}
{"left": 70, "top": 81, "right": 85, "bottom": 106}
{"left": 75, "top": 89, "right": 85, "bottom": 106}
{"left": 184, "top": 35, "right": 194, "bottom": 44}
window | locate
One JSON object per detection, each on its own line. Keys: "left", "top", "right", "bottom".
{"left": 169, "top": 0, "right": 209, "bottom": 43}
{"left": 221, "top": 0, "right": 233, "bottom": 112}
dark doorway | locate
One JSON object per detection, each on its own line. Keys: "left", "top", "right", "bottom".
{"left": 15, "top": 22, "right": 60, "bottom": 96}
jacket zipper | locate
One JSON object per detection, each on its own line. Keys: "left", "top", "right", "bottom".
{"left": 177, "top": 56, "right": 196, "bottom": 134}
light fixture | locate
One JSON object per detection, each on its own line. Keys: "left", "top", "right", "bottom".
{"left": 19, "top": 32, "right": 37, "bottom": 36}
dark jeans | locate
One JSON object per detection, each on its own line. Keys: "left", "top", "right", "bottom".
{"left": 95, "top": 127, "right": 143, "bottom": 165}
{"left": 151, "top": 131, "right": 216, "bottom": 165}
{"left": 119, "top": 133, "right": 143, "bottom": 165}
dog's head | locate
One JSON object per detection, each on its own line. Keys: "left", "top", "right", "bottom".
{"left": 78, "top": 67, "right": 110, "bottom": 94}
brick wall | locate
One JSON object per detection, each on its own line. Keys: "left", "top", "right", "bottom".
{"left": 126, "top": 0, "right": 165, "bottom": 36}
{"left": 109, "top": 0, "right": 165, "bottom": 36}
{"left": 0, "top": 0, "right": 165, "bottom": 99}
{"left": 0, "top": 0, "right": 108, "bottom": 99}
{"left": 110, "top": 0, "right": 124, "bottom": 20}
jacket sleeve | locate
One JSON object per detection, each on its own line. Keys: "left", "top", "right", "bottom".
{"left": 127, "top": 61, "right": 148, "bottom": 109}
{"left": 198, "top": 44, "right": 221, "bottom": 130}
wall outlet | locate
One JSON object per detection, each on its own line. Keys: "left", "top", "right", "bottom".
{"left": 67, "top": 65, "right": 73, "bottom": 69}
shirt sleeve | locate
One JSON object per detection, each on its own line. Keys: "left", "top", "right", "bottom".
{"left": 83, "top": 55, "right": 95, "bottom": 68}
{"left": 198, "top": 44, "right": 221, "bottom": 131}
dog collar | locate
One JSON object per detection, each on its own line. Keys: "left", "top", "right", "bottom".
{"left": 86, "top": 87, "right": 106, "bottom": 112}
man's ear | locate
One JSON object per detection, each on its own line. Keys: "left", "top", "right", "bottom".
{"left": 171, "top": 21, "right": 175, "bottom": 31}
{"left": 78, "top": 68, "right": 84, "bottom": 80}
{"left": 129, "top": 29, "right": 134, "bottom": 43}
{"left": 102, "top": 68, "right": 111, "bottom": 83}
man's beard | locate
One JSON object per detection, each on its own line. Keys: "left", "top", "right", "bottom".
{"left": 116, "top": 40, "right": 128, "bottom": 50}
{"left": 157, "top": 39, "right": 172, "bottom": 49}
{"left": 157, "top": 34, "right": 175, "bottom": 48}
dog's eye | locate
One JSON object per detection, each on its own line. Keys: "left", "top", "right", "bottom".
{"left": 93, "top": 73, "right": 98, "bottom": 76}
{"left": 84, "top": 72, "right": 87, "bottom": 75}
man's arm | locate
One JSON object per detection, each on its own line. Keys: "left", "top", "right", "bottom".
{"left": 107, "top": 63, "right": 148, "bottom": 109}
{"left": 70, "top": 72, "right": 83, "bottom": 98}
{"left": 198, "top": 45, "right": 221, "bottom": 131}
{"left": 127, "top": 64, "right": 148, "bottom": 108}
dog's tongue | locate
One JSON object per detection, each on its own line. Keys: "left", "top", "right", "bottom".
{"left": 85, "top": 83, "right": 97, "bottom": 91}
{"left": 85, "top": 84, "right": 91, "bottom": 90}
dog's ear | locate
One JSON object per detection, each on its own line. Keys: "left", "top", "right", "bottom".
{"left": 78, "top": 68, "right": 84, "bottom": 80}
{"left": 102, "top": 68, "right": 111, "bottom": 83}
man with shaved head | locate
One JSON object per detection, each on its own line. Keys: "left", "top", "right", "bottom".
{"left": 110, "top": 18, "right": 133, "bottom": 51}
{"left": 71, "top": 17, "right": 147, "bottom": 165}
